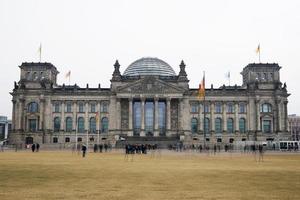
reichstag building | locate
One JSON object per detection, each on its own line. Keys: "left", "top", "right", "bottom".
{"left": 9, "top": 57, "right": 290, "bottom": 146}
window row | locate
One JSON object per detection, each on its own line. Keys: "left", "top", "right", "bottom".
{"left": 52, "top": 137, "right": 92, "bottom": 143}
{"left": 190, "top": 118, "right": 247, "bottom": 134}
{"left": 52, "top": 102, "right": 109, "bottom": 113}
{"left": 53, "top": 117, "right": 109, "bottom": 133}
{"left": 190, "top": 103, "right": 247, "bottom": 113}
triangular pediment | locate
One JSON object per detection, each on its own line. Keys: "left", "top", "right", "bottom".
{"left": 116, "top": 76, "right": 185, "bottom": 94}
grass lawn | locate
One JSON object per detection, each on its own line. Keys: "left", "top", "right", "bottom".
{"left": 0, "top": 150, "right": 299, "bottom": 200}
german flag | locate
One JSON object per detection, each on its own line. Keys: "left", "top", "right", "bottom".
{"left": 198, "top": 72, "right": 205, "bottom": 100}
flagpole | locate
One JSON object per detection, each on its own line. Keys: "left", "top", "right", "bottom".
{"left": 203, "top": 71, "right": 206, "bottom": 149}
{"left": 39, "top": 43, "right": 42, "bottom": 62}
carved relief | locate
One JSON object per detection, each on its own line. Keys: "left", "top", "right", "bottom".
{"left": 118, "top": 77, "right": 184, "bottom": 94}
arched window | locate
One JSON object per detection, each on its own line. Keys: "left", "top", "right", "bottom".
{"left": 261, "top": 103, "right": 272, "bottom": 113}
{"left": 28, "top": 102, "right": 39, "bottom": 113}
{"left": 53, "top": 117, "right": 60, "bottom": 132}
{"left": 227, "top": 118, "right": 234, "bottom": 133}
{"left": 101, "top": 117, "right": 109, "bottom": 133}
{"left": 65, "top": 137, "right": 70, "bottom": 143}
{"left": 191, "top": 118, "right": 198, "bottom": 133}
{"left": 239, "top": 118, "right": 246, "bottom": 133}
{"left": 77, "top": 117, "right": 85, "bottom": 133}
{"left": 66, "top": 117, "right": 72, "bottom": 132}
{"left": 204, "top": 118, "right": 210, "bottom": 134}
{"left": 89, "top": 117, "right": 96, "bottom": 133}
{"left": 215, "top": 118, "right": 222, "bottom": 134}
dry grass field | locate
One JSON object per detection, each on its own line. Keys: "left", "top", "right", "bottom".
{"left": 0, "top": 150, "right": 299, "bottom": 200}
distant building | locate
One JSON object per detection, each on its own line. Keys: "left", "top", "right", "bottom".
{"left": 9, "top": 58, "right": 290, "bottom": 146}
{"left": 288, "top": 114, "right": 300, "bottom": 141}
{"left": 0, "top": 116, "right": 11, "bottom": 141}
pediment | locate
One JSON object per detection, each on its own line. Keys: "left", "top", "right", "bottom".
{"left": 116, "top": 77, "right": 185, "bottom": 94}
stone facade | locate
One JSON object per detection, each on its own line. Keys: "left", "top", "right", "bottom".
{"left": 9, "top": 58, "right": 290, "bottom": 146}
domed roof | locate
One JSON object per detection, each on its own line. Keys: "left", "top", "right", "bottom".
{"left": 123, "top": 57, "right": 176, "bottom": 76}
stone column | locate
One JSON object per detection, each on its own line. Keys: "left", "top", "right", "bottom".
{"left": 210, "top": 102, "right": 215, "bottom": 132}
{"left": 166, "top": 98, "right": 171, "bottom": 131}
{"left": 248, "top": 98, "right": 256, "bottom": 132}
{"left": 96, "top": 101, "right": 100, "bottom": 131}
{"left": 140, "top": 97, "right": 145, "bottom": 136}
{"left": 256, "top": 100, "right": 261, "bottom": 131}
{"left": 235, "top": 102, "right": 239, "bottom": 133}
{"left": 72, "top": 101, "right": 77, "bottom": 131}
{"left": 117, "top": 99, "right": 121, "bottom": 131}
{"left": 284, "top": 100, "right": 288, "bottom": 132}
{"left": 39, "top": 99, "right": 45, "bottom": 131}
{"left": 12, "top": 100, "right": 16, "bottom": 130}
{"left": 154, "top": 97, "right": 159, "bottom": 136}
{"left": 222, "top": 102, "right": 227, "bottom": 132}
{"left": 278, "top": 100, "right": 282, "bottom": 132}
{"left": 60, "top": 101, "right": 65, "bottom": 131}
{"left": 199, "top": 101, "right": 203, "bottom": 132}
{"left": 128, "top": 98, "right": 133, "bottom": 136}
{"left": 85, "top": 101, "right": 89, "bottom": 132}
{"left": 18, "top": 98, "right": 25, "bottom": 130}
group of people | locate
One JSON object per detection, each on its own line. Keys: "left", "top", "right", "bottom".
{"left": 29, "top": 143, "right": 40, "bottom": 152}
{"left": 125, "top": 144, "right": 158, "bottom": 154}
{"left": 93, "top": 143, "right": 112, "bottom": 153}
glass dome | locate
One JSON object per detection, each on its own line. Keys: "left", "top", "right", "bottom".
{"left": 123, "top": 57, "right": 176, "bottom": 76}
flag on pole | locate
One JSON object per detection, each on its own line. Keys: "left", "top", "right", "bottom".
{"left": 256, "top": 44, "right": 261, "bottom": 63}
{"left": 225, "top": 71, "right": 230, "bottom": 86}
{"left": 198, "top": 72, "right": 205, "bottom": 100}
{"left": 65, "top": 70, "right": 71, "bottom": 79}
{"left": 38, "top": 43, "right": 42, "bottom": 62}
{"left": 256, "top": 44, "right": 260, "bottom": 54}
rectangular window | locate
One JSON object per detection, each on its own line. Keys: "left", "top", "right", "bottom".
{"left": 191, "top": 103, "right": 198, "bottom": 113}
{"left": 204, "top": 104, "right": 210, "bottom": 113}
{"left": 53, "top": 103, "right": 60, "bottom": 112}
{"left": 263, "top": 120, "right": 271, "bottom": 133}
{"left": 239, "top": 104, "right": 246, "bottom": 113}
{"left": 227, "top": 103, "right": 234, "bottom": 113}
{"left": 66, "top": 102, "right": 72, "bottom": 112}
{"left": 78, "top": 103, "right": 84, "bottom": 113}
{"left": 215, "top": 103, "right": 222, "bottom": 113}
{"left": 101, "top": 102, "right": 108, "bottom": 113}
{"left": 29, "top": 119, "right": 37, "bottom": 132}
{"left": 90, "top": 103, "right": 96, "bottom": 113}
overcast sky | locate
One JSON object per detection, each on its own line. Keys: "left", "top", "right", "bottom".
{"left": 1, "top": 0, "right": 300, "bottom": 118}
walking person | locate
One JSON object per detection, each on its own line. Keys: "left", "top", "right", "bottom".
{"left": 31, "top": 143, "right": 36, "bottom": 152}
{"left": 82, "top": 144, "right": 87, "bottom": 158}
{"left": 36, "top": 143, "right": 40, "bottom": 152}
{"left": 258, "top": 144, "right": 264, "bottom": 162}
